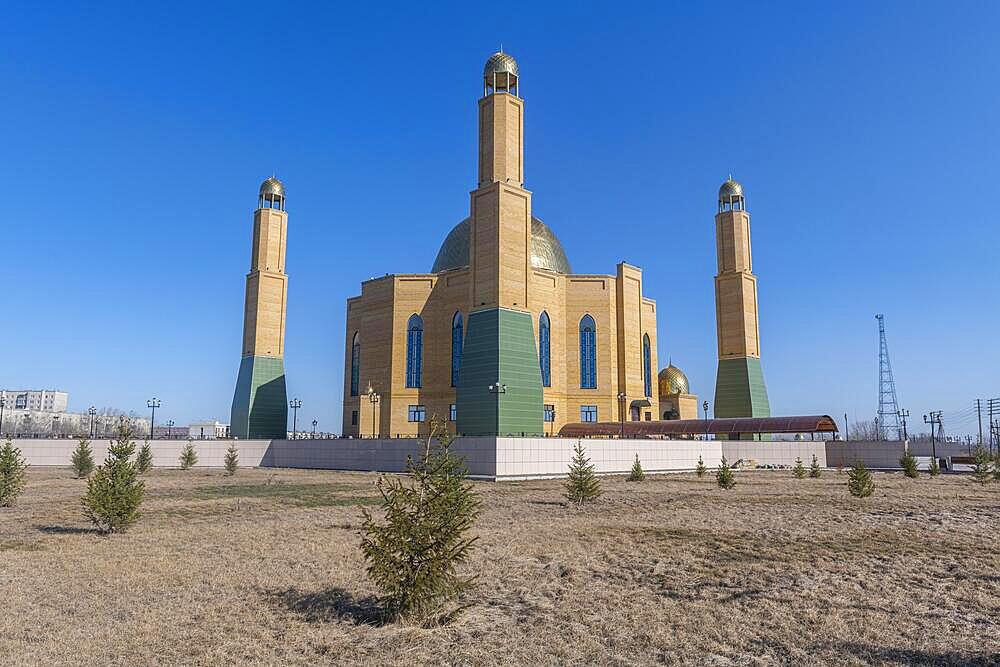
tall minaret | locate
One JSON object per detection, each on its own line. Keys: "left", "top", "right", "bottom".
{"left": 231, "top": 177, "right": 289, "bottom": 439}
{"left": 713, "top": 178, "right": 770, "bottom": 423}
{"left": 456, "top": 51, "right": 543, "bottom": 436}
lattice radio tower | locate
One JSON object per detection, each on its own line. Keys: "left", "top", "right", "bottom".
{"left": 875, "top": 314, "right": 902, "bottom": 440}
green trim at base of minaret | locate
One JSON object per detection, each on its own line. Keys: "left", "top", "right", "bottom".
{"left": 456, "top": 308, "right": 544, "bottom": 436}
{"left": 714, "top": 357, "right": 770, "bottom": 419}
{"left": 231, "top": 356, "right": 288, "bottom": 439}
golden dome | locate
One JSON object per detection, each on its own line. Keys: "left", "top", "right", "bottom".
{"left": 658, "top": 364, "right": 690, "bottom": 396}
{"left": 259, "top": 176, "right": 285, "bottom": 197}
{"left": 718, "top": 178, "right": 743, "bottom": 202}
{"left": 484, "top": 51, "right": 519, "bottom": 80}
{"left": 432, "top": 217, "right": 571, "bottom": 274}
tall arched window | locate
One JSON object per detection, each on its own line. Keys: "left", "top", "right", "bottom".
{"left": 405, "top": 314, "right": 423, "bottom": 388}
{"left": 350, "top": 332, "right": 360, "bottom": 396}
{"left": 643, "top": 334, "right": 652, "bottom": 398}
{"left": 451, "top": 311, "right": 463, "bottom": 387}
{"left": 579, "top": 314, "right": 596, "bottom": 389}
{"left": 539, "top": 311, "right": 551, "bottom": 387}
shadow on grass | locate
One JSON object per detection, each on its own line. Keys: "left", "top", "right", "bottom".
{"left": 836, "top": 643, "right": 1000, "bottom": 666}
{"left": 34, "top": 524, "right": 99, "bottom": 535}
{"left": 262, "top": 586, "right": 387, "bottom": 626}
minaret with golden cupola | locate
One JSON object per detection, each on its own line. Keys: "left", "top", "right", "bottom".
{"left": 231, "top": 177, "right": 289, "bottom": 439}
{"left": 713, "top": 177, "right": 770, "bottom": 424}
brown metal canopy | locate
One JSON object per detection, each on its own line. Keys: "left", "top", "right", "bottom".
{"left": 558, "top": 415, "right": 839, "bottom": 439}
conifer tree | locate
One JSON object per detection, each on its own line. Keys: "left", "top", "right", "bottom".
{"left": 224, "top": 444, "right": 239, "bottom": 476}
{"left": 361, "top": 416, "right": 480, "bottom": 624}
{"left": 71, "top": 438, "right": 95, "bottom": 479}
{"left": 628, "top": 454, "right": 645, "bottom": 482}
{"left": 971, "top": 446, "right": 991, "bottom": 485}
{"left": 0, "top": 439, "right": 28, "bottom": 507}
{"left": 565, "top": 442, "right": 601, "bottom": 503}
{"left": 716, "top": 456, "right": 736, "bottom": 490}
{"left": 695, "top": 455, "right": 706, "bottom": 478}
{"left": 792, "top": 457, "right": 805, "bottom": 479}
{"left": 928, "top": 456, "right": 941, "bottom": 477}
{"left": 809, "top": 454, "right": 822, "bottom": 478}
{"left": 82, "top": 423, "right": 145, "bottom": 534}
{"left": 847, "top": 459, "right": 875, "bottom": 498}
{"left": 899, "top": 450, "right": 918, "bottom": 479}
{"left": 135, "top": 441, "right": 153, "bottom": 475}
{"left": 179, "top": 440, "right": 198, "bottom": 470}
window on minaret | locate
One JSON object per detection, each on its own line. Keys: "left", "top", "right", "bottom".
{"left": 539, "top": 311, "right": 551, "bottom": 387}
{"left": 451, "top": 311, "right": 463, "bottom": 387}
{"left": 405, "top": 314, "right": 423, "bottom": 388}
{"left": 579, "top": 314, "right": 597, "bottom": 389}
{"left": 643, "top": 334, "right": 652, "bottom": 398}
{"left": 350, "top": 332, "right": 360, "bottom": 397}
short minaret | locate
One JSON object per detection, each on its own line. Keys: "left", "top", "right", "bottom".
{"left": 713, "top": 178, "right": 770, "bottom": 422}
{"left": 230, "top": 177, "right": 289, "bottom": 439}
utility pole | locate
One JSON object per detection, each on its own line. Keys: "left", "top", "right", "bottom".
{"left": 988, "top": 398, "right": 1000, "bottom": 454}
{"left": 975, "top": 398, "right": 984, "bottom": 447}
{"left": 897, "top": 409, "right": 910, "bottom": 441}
{"left": 923, "top": 412, "right": 942, "bottom": 462}
{"left": 844, "top": 412, "right": 849, "bottom": 441}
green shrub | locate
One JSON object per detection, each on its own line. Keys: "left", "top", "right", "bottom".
{"left": 71, "top": 438, "right": 95, "bottom": 478}
{"left": 809, "top": 454, "right": 822, "bottom": 478}
{"left": 716, "top": 456, "right": 735, "bottom": 490}
{"left": 695, "top": 455, "right": 706, "bottom": 478}
{"left": 82, "top": 423, "right": 145, "bottom": 534}
{"left": 847, "top": 460, "right": 875, "bottom": 498}
{"left": 565, "top": 442, "right": 601, "bottom": 504}
{"left": 972, "top": 447, "right": 991, "bottom": 485}
{"left": 135, "top": 441, "right": 153, "bottom": 475}
{"left": 928, "top": 456, "right": 941, "bottom": 477}
{"left": 361, "top": 417, "right": 479, "bottom": 624}
{"left": 224, "top": 444, "right": 239, "bottom": 476}
{"left": 900, "top": 450, "right": 918, "bottom": 479}
{"left": 179, "top": 440, "right": 198, "bottom": 470}
{"left": 628, "top": 454, "right": 645, "bottom": 482}
{"left": 0, "top": 440, "right": 28, "bottom": 507}
{"left": 792, "top": 457, "right": 805, "bottom": 479}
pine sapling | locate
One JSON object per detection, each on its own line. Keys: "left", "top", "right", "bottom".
{"left": 716, "top": 456, "right": 736, "bottom": 490}
{"left": 899, "top": 450, "right": 918, "bottom": 479}
{"left": 565, "top": 442, "right": 601, "bottom": 504}
{"left": 809, "top": 454, "right": 822, "bottom": 478}
{"left": 695, "top": 455, "right": 706, "bottom": 478}
{"left": 847, "top": 459, "right": 875, "bottom": 498}
{"left": 71, "top": 438, "right": 95, "bottom": 478}
{"left": 224, "top": 444, "right": 239, "bottom": 476}
{"left": 971, "top": 447, "right": 991, "bottom": 485}
{"left": 793, "top": 457, "right": 806, "bottom": 479}
{"left": 179, "top": 440, "right": 198, "bottom": 470}
{"left": 928, "top": 456, "right": 941, "bottom": 477}
{"left": 628, "top": 454, "right": 645, "bottom": 482}
{"left": 82, "top": 423, "right": 145, "bottom": 533}
{"left": 0, "top": 439, "right": 28, "bottom": 507}
{"left": 135, "top": 441, "right": 153, "bottom": 475}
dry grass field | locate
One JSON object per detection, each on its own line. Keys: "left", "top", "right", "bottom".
{"left": 1, "top": 466, "right": 998, "bottom": 666}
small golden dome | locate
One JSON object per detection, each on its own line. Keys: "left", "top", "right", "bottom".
{"left": 658, "top": 364, "right": 690, "bottom": 396}
{"left": 484, "top": 51, "right": 519, "bottom": 80}
{"left": 718, "top": 178, "right": 743, "bottom": 202}
{"left": 259, "top": 176, "right": 285, "bottom": 197}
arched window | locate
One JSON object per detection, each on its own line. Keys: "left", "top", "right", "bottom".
{"left": 451, "top": 311, "right": 463, "bottom": 387}
{"left": 350, "top": 332, "right": 360, "bottom": 396}
{"left": 579, "top": 314, "right": 596, "bottom": 389}
{"left": 405, "top": 314, "right": 423, "bottom": 388}
{"left": 539, "top": 311, "right": 551, "bottom": 387}
{"left": 643, "top": 334, "right": 652, "bottom": 398}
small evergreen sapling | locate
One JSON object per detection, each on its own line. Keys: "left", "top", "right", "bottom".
{"left": 809, "top": 454, "right": 822, "bottom": 478}
{"left": 847, "top": 459, "right": 875, "bottom": 498}
{"left": 928, "top": 456, "right": 941, "bottom": 477}
{"left": 900, "top": 450, "right": 918, "bottom": 479}
{"left": 82, "top": 423, "right": 145, "bottom": 533}
{"left": 628, "top": 454, "right": 645, "bottom": 482}
{"left": 0, "top": 439, "right": 28, "bottom": 507}
{"left": 224, "top": 444, "right": 239, "bottom": 476}
{"left": 793, "top": 457, "right": 806, "bottom": 479}
{"left": 179, "top": 440, "right": 198, "bottom": 470}
{"left": 71, "top": 438, "right": 95, "bottom": 478}
{"left": 716, "top": 456, "right": 736, "bottom": 490}
{"left": 695, "top": 455, "right": 706, "bottom": 478}
{"left": 971, "top": 446, "right": 991, "bottom": 485}
{"left": 361, "top": 417, "right": 480, "bottom": 624}
{"left": 565, "top": 442, "right": 601, "bottom": 503}
{"left": 135, "top": 441, "right": 153, "bottom": 474}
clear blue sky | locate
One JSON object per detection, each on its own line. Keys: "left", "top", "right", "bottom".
{"left": 3, "top": 2, "right": 998, "bottom": 437}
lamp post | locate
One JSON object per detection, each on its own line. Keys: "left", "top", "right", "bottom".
{"left": 166, "top": 419, "right": 175, "bottom": 439}
{"left": 0, "top": 396, "right": 6, "bottom": 437}
{"left": 146, "top": 398, "right": 160, "bottom": 439}
{"left": 488, "top": 383, "right": 507, "bottom": 434}
{"left": 312, "top": 419, "right": 318, "bottom": 438}
{"left": 53, "top": 415, "right": 61, "bottom": 437}
{"left": 289, "top": 398, "right": 302, "bottom": 439}
{"left": 703, "top": 401, "right": 710, "bottom": 440}
{"left": 366, "top": 382, "right": 381, "bottom": 438}
{"left": 617, "top": 392, "right": 627, "bottom": 438}
{"left": 88, "top": 406, "right": 97, "bottom": 438}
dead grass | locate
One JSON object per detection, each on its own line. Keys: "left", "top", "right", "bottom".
{"left": 1, "top": 467, "right": 998, "bottom": 665}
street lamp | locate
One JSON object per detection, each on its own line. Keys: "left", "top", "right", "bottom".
{"left": 312, "top": 419, "right": 318, "bottom": 438}
{"left": 289, "top": 398, "right": 302, "bottom": 439}
{"left": 147, "top": 398, "right": 161, "bottom": 439}
{"left": 366, "top": 382, "right": 381, "bottom": 438}
{"left": 88, "top": 406, "right": 97, "bottom": 438}
{"left": 0, "top": 396, "right": 6, "bottom": 437}
{"left": 617, "top": 392, "right": 627, "bottom": 438}
{"left": 166, "top": 419, "right": 175, "bottom": 439}
{"left": 703, "top": 401, "right": 710, "bottom": 440}
{"left": 53, "top": 415, "right": 61, "bottom": 438}
{"left": 488, "top": 383, "right": 507, "bottom": 435}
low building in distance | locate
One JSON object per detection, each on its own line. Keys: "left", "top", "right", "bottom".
{"left": 1, "top": 389, "right": 68, "bottom": 413}
{"left": 188, "top": 420, "right": 229, "bottom": 439}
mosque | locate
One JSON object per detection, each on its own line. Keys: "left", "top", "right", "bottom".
{"left": 336, "top": 51, "right": 770, "bottom": 439}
